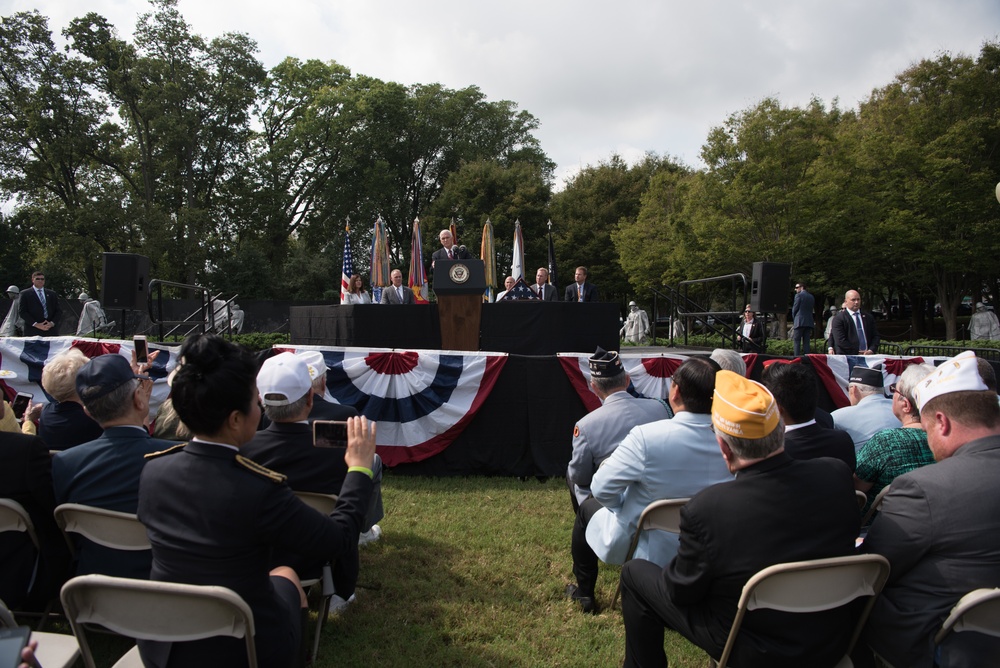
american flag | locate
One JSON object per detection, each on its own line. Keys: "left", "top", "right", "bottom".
{"left": 499, "top": 277, "right": 540, "bottom": 300}
{"left": 340, "top": 224, "right": 353, "bottom": 304}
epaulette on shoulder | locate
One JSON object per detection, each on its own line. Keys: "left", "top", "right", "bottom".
{"left": 235, "top": 454, "right": 287, "bottom": 483}
{"left": 144, "top": 443, "right": 187, "bottom": 460}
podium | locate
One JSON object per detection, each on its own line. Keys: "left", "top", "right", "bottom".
{"left": 434, "top": 259, "right": 485, "bottom": 351}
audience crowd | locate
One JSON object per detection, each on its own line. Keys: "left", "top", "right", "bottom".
{"left": 1, "top": 324, "right": 998, "bottom": 667}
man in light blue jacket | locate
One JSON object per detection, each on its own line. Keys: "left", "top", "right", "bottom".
{"left": 565, "top": 356, "right": 733, "bottom": 614}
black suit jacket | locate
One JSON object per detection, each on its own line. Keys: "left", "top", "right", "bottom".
{"left": 242, "top": 421, "right": 349, "bottom": 495}
{"left": 308, "top": 397, "right": 359, "bottom": 423}
{"left": 18, "top": 287, "right": 60, "bottom": 336}
{"left": 137, "top": 440, "right": 372, "bottom": 668}
{"left": 431, "top": 246, "right": 473, "bottom": 263}
{"left": 736, "top": 319, "right": 765, "bottom": 353}
{"left": 664, "top": 453, "right": 858, "bottom": 665}
{"left": 0, "top": 431, "right": 71, "bottom": 609}
{"left": 831, "top": 309, "right": 880, "bottom": 355}
{"left": 783, "top": 423, "right": 857, "bottom": 472}
{"left": 564, "top": 282, "right": 598, "bottom": 303}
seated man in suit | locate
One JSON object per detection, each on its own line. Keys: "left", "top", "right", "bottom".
{"left": 566, "top": 348, "right": 670, "bottom": 513}
{"left": 242, "top": 353, "right": 385, "bottom": 612}
{"left": 861, "top": 351, "right": 1000, "bottom": 667}
{"left": 566, "top": 357, "right": 732, "bottom": 614}
{"left": 380, "top": 269, "right": 415, "bottom": 305}
{"left": 564, "top": 266, "right": 598, "bottom": 302}
{"left": 620, "top": 370, "right": 859, "bottom": 667}
{"left": 52, "top": 353, "right": 172, "bottom": 578}
{"left": 430, "top": 229, "right": 472, "bottom": 269}
{"left": 832, "top": 366, "right": 900, "bottom": 451}
{"left": 761, "top": 361, "right": 856, "bottom": 471}
{"left": 533, "top": 267, "right": 558, "bottom": 301}
{"left": 296, "top": 350, "right": 360, "bottom": 423}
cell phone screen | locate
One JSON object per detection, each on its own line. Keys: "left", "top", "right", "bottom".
{"left": 134, "top": 336, "right": 148, "bottom": 364}
{"left": 0, "top": 626, "right": 30, "bottom": 668}
{"left": 11, "top": 393, "right": 31, "bottom": 421}
{"left": 313, "top": 420, "right": 348, "bottom": 448}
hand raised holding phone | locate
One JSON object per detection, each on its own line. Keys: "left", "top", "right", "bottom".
{"left": 345, "top": 416, "right": 376, "bottom": 471}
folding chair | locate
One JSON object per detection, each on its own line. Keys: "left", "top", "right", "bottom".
{"left": 60, "top": 574, "right": 257, "bottom": 668}
{"left": 611, "top": 498, "right": 689, "bottom": 610}
{"left": 860, "top": 485, "right": 891, "bottom": 527}
{"left": 855, "top": 490, "right": 867, "bottom": 510}
{"left": 934, "top": 588, "right": 1000, "bottom": 646}
{"left": 53, "top": 503, "right": 150, "bottom": 556}
{"left": 0, "top": 596, "right": 80, "bottom": 668}
{"left": 292, "top": 490, "right": 339, "bottom": 662}
{"left": 709, "top": 554, "right": 891, "bottom": 668}
{"left": 0, "top": 498, "right": 60, "bottom": 629}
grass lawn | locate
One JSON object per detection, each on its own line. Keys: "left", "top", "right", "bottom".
{"left": 318, "top": 474, "right": 710, "bottom": 668}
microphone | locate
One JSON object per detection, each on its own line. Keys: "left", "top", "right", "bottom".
{"left": 451, "top": 245, "right": 459, "bottom": 255}
{"left": 458, "top": 245, "right": 466, "bottom": 254}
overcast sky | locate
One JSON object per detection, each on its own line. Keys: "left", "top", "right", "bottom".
{"left": 5, "top": 0, "right": 999, "bottom": 187}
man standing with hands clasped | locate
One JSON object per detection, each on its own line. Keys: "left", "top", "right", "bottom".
{"left": 832, "top": 290, "right": 879, "bottom": 355}
{"left": 19, "top": 271, "right": 60, "bottom": 336}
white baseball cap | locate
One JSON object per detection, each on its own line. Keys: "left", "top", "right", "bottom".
{"left": 257, "top": 352, "right": 311, "bottom": 406}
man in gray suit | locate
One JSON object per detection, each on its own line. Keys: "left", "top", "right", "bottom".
{"left": 379, "top": 269, "right": 415, "bottom": 305}
{"left": 533, "top": 267, "right": 558, "bottom": 301}
{"left": 861, "top": 351, "right": 1000, "bottom": 667}
{"left": 792, "top": 281, "right": 815, "bottom": 356}
{"left": 566, "top": 348, "right": 669, "bottom": 512}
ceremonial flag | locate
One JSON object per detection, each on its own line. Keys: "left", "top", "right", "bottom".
{"left": 449, "top": 218, "right": 458, "bottom": 247}
{"left": 511, "top": 219, "right": 525, "bottom": 281}
{"left": 408, "top": 218, "right": 429, "bottom": 304}
{"left": 547, "top": 219, "right": 558, "bottom": 289}
{"left": 340, "top": 221, "right": 353, "bottom": 304}
{"left": 370, "top": 215, "right": 390, "bottom": 304}
{"left": 500, "top": 277, "right": 540, "bottom": 301}
{"left": 480, "top": 218, "right": 496, "bottom": 303}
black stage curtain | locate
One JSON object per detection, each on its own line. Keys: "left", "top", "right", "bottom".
{"left": 291, "top": 302, "right": 619, "bottom": 355}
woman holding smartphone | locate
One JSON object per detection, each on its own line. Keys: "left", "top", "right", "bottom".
{"left": 136, "top": 333, "right": 376, "bottom": 668}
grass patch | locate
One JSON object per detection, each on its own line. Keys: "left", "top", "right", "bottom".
{"left": 318, "top": 474, "right": 710, "bottom": 667}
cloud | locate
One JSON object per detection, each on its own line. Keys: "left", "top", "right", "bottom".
{"left": 5, "top": 0, "right": 998, "bottom": 185}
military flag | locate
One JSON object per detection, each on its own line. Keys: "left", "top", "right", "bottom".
{"left": 409, "top": 218, "right": 429, "bottom": 303}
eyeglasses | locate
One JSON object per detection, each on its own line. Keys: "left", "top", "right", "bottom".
{"left": 889, "top": 383, "right": 897, "bottom": 394}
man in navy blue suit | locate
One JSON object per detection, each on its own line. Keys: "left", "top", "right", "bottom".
{"left": 792, "top": 282, "right": 815, "bottom": 356}
{"left": 52, "top": 353, "right": 173, "bottom": 578}
{"left": 564, "top": 266, "right": 599, "bottom": 303}
{"left": 18, "top": 271, "right": 60, "bottom": 336}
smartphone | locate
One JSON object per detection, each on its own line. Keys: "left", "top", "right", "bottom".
{"left": 313, "top": 420, "right": 348, "bottom": 449}
{"left": 134, "top": 335, "right": 148, "bottom": 364}
{"left": 11, "top": 392, "right": 32, "bottom": 421}
{"left": 0, "top": 626, "right": 30, "bottom": 668}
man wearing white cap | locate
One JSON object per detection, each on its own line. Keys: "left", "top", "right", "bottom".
{"left": 242, "top": 352, "right": 383, "bottom": 613}
{"left": 619, "top": 370, "right": 858, "bottom": 667}
{"left": 860, "top": 351, "right": 1000, "bottom": 667}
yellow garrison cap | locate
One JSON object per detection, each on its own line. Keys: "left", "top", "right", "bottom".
{"left": 712, "top": 369, "right": 780, "bottom": 439}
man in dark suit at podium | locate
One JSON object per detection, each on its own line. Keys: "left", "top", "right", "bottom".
{"left": 565, "top": 266, "right": 598, "bottom": 303}
{"left": 380, "top": 269, "right": 415, "bottom": 305}
{"left": 431, "top": 229, "right": 472, "bottom": 269}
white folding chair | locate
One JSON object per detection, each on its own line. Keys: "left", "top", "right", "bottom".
{"left": 0, "top": 595, "right": 80, "bottom": 668}
{"left": 709, "top": 554, "right": 891, "bottom": 668}
{"left": 53, "top": 503, "right": 150, "bottom": 556}
{"left": 860, "top": 485, "right": 891, "bottom": 527}
{"left": 934, "top": 588, "right": 1000, "bottom": 646}
{"left": 292, "top": 490, "right": 339, "bottom": 662}
{"left": 611, "top": 498, "right": 689, "bottom": 610}
{"left": 61, "top": 574, "right": 257, "bottom": 668}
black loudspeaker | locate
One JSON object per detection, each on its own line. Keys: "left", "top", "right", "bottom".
{"left": 750, "top": 262, "right": 791, "bottom": 313}
{"left": 101, "top": 253, "right": 150, "bottom": 310}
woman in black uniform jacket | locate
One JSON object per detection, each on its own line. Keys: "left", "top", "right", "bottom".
{"left": 137, "top": 334, "right": 376, "bottom": 668}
